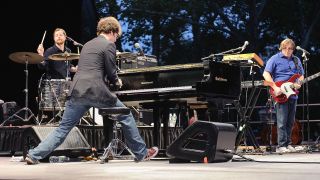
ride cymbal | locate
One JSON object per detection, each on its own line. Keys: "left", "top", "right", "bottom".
{"left": 49, "top": 52, "right": 80, "bottom": 61}
{"left": 9, "top": 52, "right": 44, "bottom": 64}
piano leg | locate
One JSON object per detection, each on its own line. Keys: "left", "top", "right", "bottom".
{"left": 152, "top": 106, "right": 161, "bottom": 148}
{"left": 141, "top": 101, "right": 187, "bottom": 156}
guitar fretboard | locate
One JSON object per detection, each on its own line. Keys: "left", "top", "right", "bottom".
{"left": 303, "top": 72, "right": 320, "bottom": 84}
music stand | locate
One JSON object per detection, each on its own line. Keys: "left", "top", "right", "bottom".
{"left": 2, "top": 52, "right": 42, "bottom": 126}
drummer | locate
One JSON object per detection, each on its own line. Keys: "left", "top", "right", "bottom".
{"left": 37, "top": 28, "right": 77, "bottom": 79}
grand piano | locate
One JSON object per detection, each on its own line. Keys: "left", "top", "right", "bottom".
{"left": 115, "top": 53, "right": 263, "bottom": 103}
{"left": 115, "top": 63, "right": 204, "bottom": 106}
{"left": 113, "top": 59, "right": 243, "bottom": 152}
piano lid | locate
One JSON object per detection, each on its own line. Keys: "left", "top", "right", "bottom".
{"left": 222, "top": 53, "right": 264, "bottom": 67}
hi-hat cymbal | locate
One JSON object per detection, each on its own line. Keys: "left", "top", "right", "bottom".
{"left": 49, "top": 52, "right": 80, "bottom": 61}
{"left": 9, "top": 52, "right": 44, "bottom": 64}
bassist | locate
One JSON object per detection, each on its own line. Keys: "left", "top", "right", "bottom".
{"left": 263, "top": 38, "right": 304, "bottom": 153}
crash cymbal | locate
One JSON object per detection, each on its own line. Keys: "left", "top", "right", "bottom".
{"left": 49, "top": 52, "right": 80, "bottom": 61}
{"left": 116, "top": 51, "right": 137, "bottom": 59}
{"left": 9, "top": 52, "right": 44, "bottom": 64}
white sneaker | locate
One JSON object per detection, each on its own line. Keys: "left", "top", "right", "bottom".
{"left": 276, "top": 147, "right": 290, "bottom": 153}
{"left": 287, "top": 145, "right": 297, "bottom": 152}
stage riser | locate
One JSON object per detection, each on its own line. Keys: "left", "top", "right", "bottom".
{"left": 0, "top": 125, "right": 183, "bottom": 155}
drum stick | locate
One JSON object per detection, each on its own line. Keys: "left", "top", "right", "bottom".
{"left": 40, "top": 30, "right": 47, "bottom": 44}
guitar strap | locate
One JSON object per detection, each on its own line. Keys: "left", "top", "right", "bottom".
{"left": 292, "top": 55, "right": 302, "bottom": 74}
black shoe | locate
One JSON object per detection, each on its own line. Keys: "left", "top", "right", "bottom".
{"left": 25, "top": 154, "right": 40, "bottom": 165}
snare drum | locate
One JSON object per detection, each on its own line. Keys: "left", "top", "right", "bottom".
{"left": 38, "top": 79, "right": 71, "bottom": 110}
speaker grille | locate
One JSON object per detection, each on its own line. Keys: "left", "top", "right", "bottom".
{"left": 24, "top": 126, "right": 91, "bottom": 158}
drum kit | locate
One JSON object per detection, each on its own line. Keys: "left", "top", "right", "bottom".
{"left": 7, "top": 51, "right": 80, "bottom": 124}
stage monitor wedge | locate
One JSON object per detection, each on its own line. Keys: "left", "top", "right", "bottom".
{"left": 23, "top": 126, "right": 91, "bottom": 160}
{"left": 166, "top": 121, "right": 236, "bottom": 163}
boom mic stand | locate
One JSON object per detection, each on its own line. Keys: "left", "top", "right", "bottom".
{"left": 301, "top": 51, "right": 311, "bottom": 151}
{"left": 201, "top": 41, "right": 249, "bottom": 61}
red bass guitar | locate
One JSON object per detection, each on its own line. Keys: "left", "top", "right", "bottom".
{"left": 268, "top": 72, "right": 320, "bottom": 103}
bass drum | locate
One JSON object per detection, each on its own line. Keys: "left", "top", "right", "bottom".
{"left": 38, "top": 79, "right": 71, "bottom": 111}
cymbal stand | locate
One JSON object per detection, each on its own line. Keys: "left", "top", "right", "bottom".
{"left": 1, "top": 57, "right": 39, "bottom": 126}
{"left": 65, "top": 60, "right": 70, "bottom": 80}
{"left": 265, "top": 95, "right": 275, "bottom": 153}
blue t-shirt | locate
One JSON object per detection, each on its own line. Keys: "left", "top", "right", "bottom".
{"left": 264, "top": 52, "right": 304, "bottom": 82}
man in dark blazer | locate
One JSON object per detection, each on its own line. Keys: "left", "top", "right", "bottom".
{"left": 25, "top": 16, "right": 158, "bottom": 164}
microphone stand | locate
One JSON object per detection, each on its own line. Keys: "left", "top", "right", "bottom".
{"left": 301, "top": 51, "right": 311, "bottom": 151}
{"left": 67, "top": 37, "right": 83, "bottom": 54}
{"left": 201, "top": 44, "right": 245, "bottom": 61}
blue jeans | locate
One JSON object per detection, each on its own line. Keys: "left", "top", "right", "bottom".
{"left": 28, "top": 98, "right": 147, "bottom": 161}
{"left": 275, "top": 98, "right": 297, "bottom": 147}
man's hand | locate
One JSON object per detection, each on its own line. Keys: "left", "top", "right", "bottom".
{"left": 293, "top": 83, "right": 301, "bottom": 90}
{"left": 115, "top": 78, "right": 123, "bottom": 89}
{"left": 273, "top": 86, "right": 283, "bottom": 96}
{"left": 70, "top": 65, "right": 78, "bottom": 72}
{"left": 37, "top": 44, "right": 44, "bottom": 57}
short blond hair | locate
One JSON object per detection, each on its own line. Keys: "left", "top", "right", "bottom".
{"left": 53, "top": 28, "right": 67, "bottom": 37}
{"left": 97, "top": 16, "right": 122, "bottom": 36}
{"left": 279, "top": 38, "right": 295, "bottom": 50}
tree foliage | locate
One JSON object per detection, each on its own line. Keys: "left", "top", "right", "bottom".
{"left": 95, "top": 0, "right": 320, "bottom": 105}
{"left": 96, "top": 0, "right": 320, "bottom": 65}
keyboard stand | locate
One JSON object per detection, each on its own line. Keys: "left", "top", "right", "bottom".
{"left": 234, "top": 85, "right": 262, "bottom": 152}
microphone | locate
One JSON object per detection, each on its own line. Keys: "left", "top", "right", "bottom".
{"left": 296, "top": 46, "right": 310, "bottom": 55}
{"left": 134, "top": 43, "right": 145, "bottom": 56}
{"left": 241, "top": 41, "right": 249, "bottom": 51}
{"left": 66, "top": 36, "right": 83, "bottom": 47}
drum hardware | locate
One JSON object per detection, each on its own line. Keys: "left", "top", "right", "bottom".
{"left": 48, "top": 52, "right": 80, "bottom": 80}
{"left": 4, "top": 52, "right": 42, "bottom": 125}
{"left": 38, "top": 78, "right": 71, "bottom": 124}
{"left": 48, "top": 52, "right": 80, "bottom": 61}
{"left": 43, "top": 80, "right": 64, "bottom": 125}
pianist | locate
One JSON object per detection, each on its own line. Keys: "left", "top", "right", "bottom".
{"left": 25, "top": 16, "right": 158, "bottom": 165}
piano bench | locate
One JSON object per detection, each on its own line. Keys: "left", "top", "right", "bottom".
{"left": 98, "top": 107, "right": 135, "bottom": 163}
{"left": 98, "top": 107, "right": 131, "bottom": 148}
{"left": 98, "top": 107, "right": 131, "bottom": 117}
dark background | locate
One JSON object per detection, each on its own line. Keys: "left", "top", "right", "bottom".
{"left": 0, "top": 1, "right": 83, "bottom": 114}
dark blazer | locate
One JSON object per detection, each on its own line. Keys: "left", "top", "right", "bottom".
{"left": 68, "top": 35, "right": 119, "bottom": 106}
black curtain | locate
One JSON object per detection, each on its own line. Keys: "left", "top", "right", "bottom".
{"left": 81, "top": 0, "right": 99, "bottom": 44}
{"left": 0, "top": 1, "right": 82, "bottom": 116}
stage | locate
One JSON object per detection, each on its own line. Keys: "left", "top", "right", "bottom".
{"left": 0, "top": 124, "right": 183, "bottom": 157}
{"left": 1, "top": 152, "right": 320, "bottom": 180}
{"left": 1, "top": 122, "right": 320, "bottom": 179}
